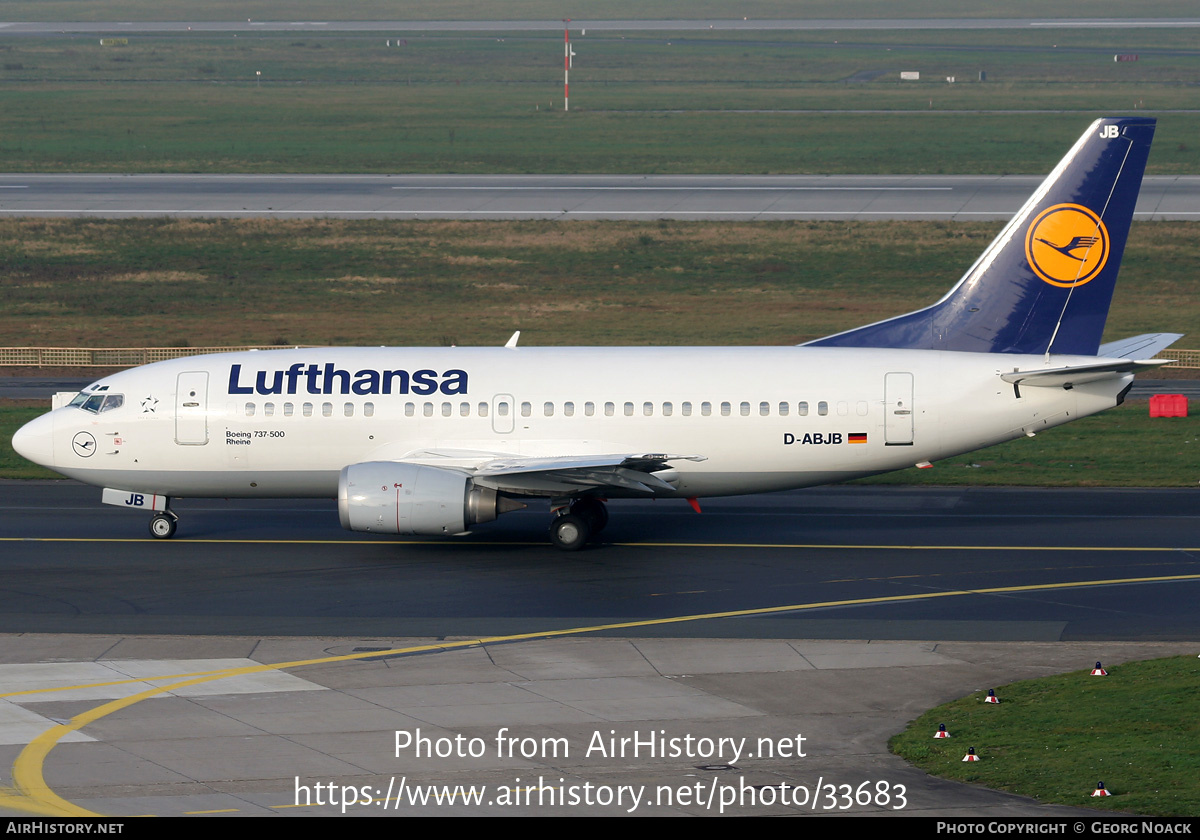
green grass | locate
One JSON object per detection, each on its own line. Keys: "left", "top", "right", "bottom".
{"left": 0, "top": 407, "right": 61, "bottom": 479}
{"left": 0, "top": 0, "right": 1188, "bottom": 22}
{"left": 2, "top": 30, "right": 1200, "bottom": 174}
{"left": 890, "top": 656, "right": 1200, "bottom": 816}
{"left": 2, "top": 218, "right": 1196, "bottom": 348}
{"left": 854, "top": 402, "right": 1199, "bottom": 487}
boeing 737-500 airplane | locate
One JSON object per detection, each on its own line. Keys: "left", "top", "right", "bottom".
{"left": 11, "top": 117, "right": 1182, "bottom": 549}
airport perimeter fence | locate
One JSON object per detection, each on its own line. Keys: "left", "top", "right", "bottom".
{"left": 0, "top": 346, "right": 314, "bottom": 367}
{"left": 0, "top": 346, "right": 1196, "bottom": 369}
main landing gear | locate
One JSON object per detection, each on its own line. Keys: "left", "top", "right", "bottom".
{"left": 149, "top": 508, "right": 178, "bottom": 540}
{"left": 548, "top": 497, "right": 609, "bottom": 551}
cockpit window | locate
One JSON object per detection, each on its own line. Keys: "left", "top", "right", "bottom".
{"left": 73, "top": 393, "right": 124, "bottom": 414}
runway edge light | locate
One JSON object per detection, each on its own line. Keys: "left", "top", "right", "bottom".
{"left": 934, "top": 723, "right": 950, "bottom": 739}
{"left": 962, "top": 747, "right": 979, "bottom": 762}
{"left": 984, "top": 689, "right": 1000, "bottom": 704}
{"left": 1091, "top": 661, "right": 1108, "bottom": 676}
{"left": 1092, "top": 781, "right": 1111, "bottom": 797}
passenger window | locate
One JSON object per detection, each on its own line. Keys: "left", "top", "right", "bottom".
{"left": 682, "top": 401, "right": 692, "bottom": 416}
{"left": 778, "top": 401, "right": 789, "bottom": 416}
{"left": 798, "top": 401, "right": 809, "bottom": 416}
{"left": 497, "top": 401, "right": 509, "bottom": 417}
{"left": 818, "top": 401, "right": 829, "bottom": 416}
{"left": 423, "top": 402, "right": 433, "bottom": 417}
{"left": 404, "top": 402, "right": 414, "bottom": 417}
{"left": 544, "top": 402, "right": 554, "bottom": 417}
{"left": 303, "top": 402, "right": 314, "bottom": 417}
{"left": 643, "top": 402, "right": 653, "bottom": 417}
{"left": 759, "top": 401, "right": 769, "bottom": 416}
{"left": 584, "top": 402, "right": 595, "bottom": 417}
{"left": 701, "top": 401, "right": 712, "bottom": 416}
{"left": 345, "top": 403, "right": 354, "bottom": 417}
{"left": 284, "top": 402, "right": 294, "bottom": 417}
{"left": 521, "top": 402, "right": 531, "bottom": 417}
{"left": 323, "top": 402, "right": 333, "bottom": 417}
{"left": 624, "top": 402, "right": 634, "bottom": 417}
{"left": 663, "top": 402, "right": 672, "bottom": 416}
{"left": 720, "top": 402, "right": 731, "bottom": 416}
{"left": 604, "top": 402, "right": 615, "bottom": 417}
{"left": 564, "top": 401, "right": 574, "bottom": 417}
{"left": 740, "top": 401, "right": 750, "bottom": 417}
{"left": 460, "top": 402, "right": 470, "bottom": 417}
{"left": 245, "top": 403, "right": 255, "bottom": 417}
{"left": 837, "top": 401, "right": 849, "bottom": 417}
{"left": 441, "top": 402, "right": 452, "bottom": 417}
{"left": 264, "top": 402, "right": 275, "bottom": 417}
{"left": 365, "top": 402, "right": 375, "bottom": 417}
{"left": 478, "top": 402, "right": 488, "bottom": 417}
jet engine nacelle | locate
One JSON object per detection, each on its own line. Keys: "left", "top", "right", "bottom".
{"left": 338, "top": 462, "right": 505, "bottom": 535}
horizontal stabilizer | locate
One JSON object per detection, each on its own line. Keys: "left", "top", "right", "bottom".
{"left": 1097, "top": 332, "right": 1183, "bottom": 359}
{"left": 1000, "top": 358, "right": 1169, "bottom": 389}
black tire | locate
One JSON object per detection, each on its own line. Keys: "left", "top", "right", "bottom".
{"left": 149, "top": 513, "right": 177, "bottom": 540}
{"left": 549, "top": 513, "right": 590, "bottom": 551}
{"left": 570, "top": 498, "right": 608, "bottom": 534}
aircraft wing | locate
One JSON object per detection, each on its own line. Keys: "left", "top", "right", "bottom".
{"left": 400, "top": 451, "right": 707, "bottom": 496}
{"left": 1098, "top": 332, "right": 1184, "bottom": 359}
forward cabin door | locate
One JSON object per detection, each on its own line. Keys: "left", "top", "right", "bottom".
{"left": 175, "top": 371, "right": 209, "bottom": 445}
{"left": 884, "top": 372, "right": 914, "bottom": 446}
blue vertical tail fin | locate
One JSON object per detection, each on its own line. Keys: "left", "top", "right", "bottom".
{"left": 808, "top": 117, "right": 1155, "bottom": 356}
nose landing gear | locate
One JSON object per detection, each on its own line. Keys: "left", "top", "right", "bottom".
{"left": 149, "top": 510, "right": 178, "bottom": 539}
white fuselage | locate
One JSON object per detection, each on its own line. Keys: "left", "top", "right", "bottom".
{"left": 15, "top": 345, "right": 1129, "bottom": 500}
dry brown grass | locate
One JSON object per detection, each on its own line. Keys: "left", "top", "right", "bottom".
{"left": 106, "top": 270, "right": 207, "bottom": 283}
{"left": 8, "top": 241, "right": 100, "bottom": 257}
{"left": 324, "top": 275, "right": 412, "bottom": 284}
{"left": 443, "top": 255, "right": 525, "bottom": 267}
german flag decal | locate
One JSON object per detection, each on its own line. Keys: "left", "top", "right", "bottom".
{"left": 848, "top": 433, "right": 868, "bottom": 444}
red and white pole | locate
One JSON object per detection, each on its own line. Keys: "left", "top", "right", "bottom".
{"left": 563, "top": 20, "right": 571, "bottom": 111}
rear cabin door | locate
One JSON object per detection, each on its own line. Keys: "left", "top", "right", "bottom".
{"left": 884, "top": 372, "right": 914, "bottom": 446}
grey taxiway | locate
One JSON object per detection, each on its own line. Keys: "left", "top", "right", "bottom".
{"left": 0, "top": 481, "right": 1196, "bottom": 817}
{"left": 3, "top": 173, "right": 1200, "bottom": 221}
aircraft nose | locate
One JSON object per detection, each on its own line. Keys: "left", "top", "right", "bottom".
{"left": 12, "top": 412, "right": 56, "bottom": 467}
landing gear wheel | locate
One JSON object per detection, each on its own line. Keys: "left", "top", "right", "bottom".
{"left": 549, "top": 513, "right": 590, "bottom": 551}
{"left": 149, "top": 512, "right": 177, "bottom": 540}
{"left": 570, "top": 498, "right": 608, "bottom": 535}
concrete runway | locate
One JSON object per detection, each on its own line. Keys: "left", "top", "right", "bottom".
{"left": 3, "top": 174, "right": 1198, "bottom": 221}
{"left": 0, "top": 482, "right": 1197, "bottom": 817}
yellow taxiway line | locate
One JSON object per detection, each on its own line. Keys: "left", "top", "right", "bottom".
{"left": 1, "top": 569, "right": 1198, "bottom": 817}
